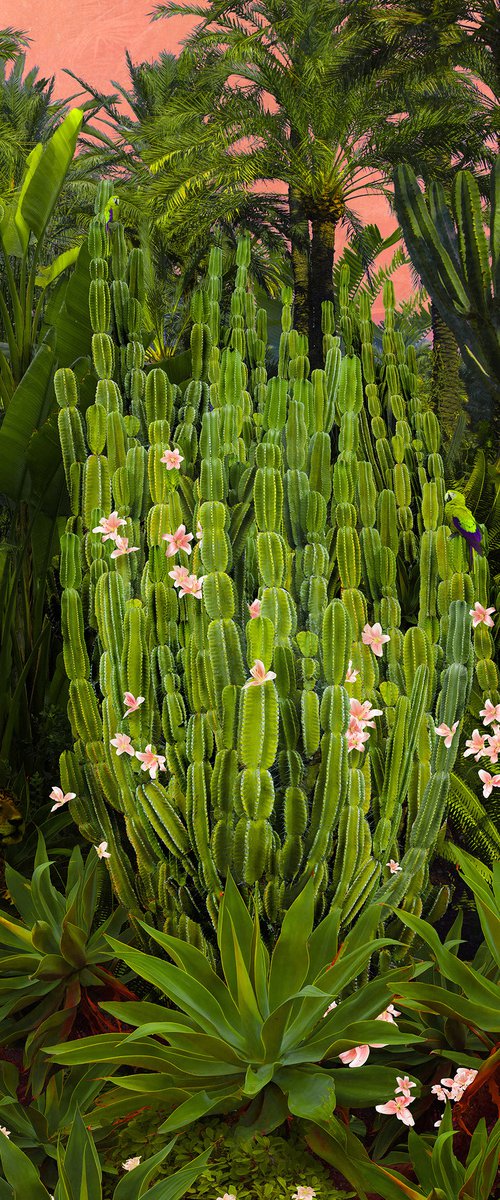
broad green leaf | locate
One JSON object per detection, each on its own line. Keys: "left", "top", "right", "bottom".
{"left": 330, "top": 1066, "right": 419, "bottom": 1108}
{"left": 396, "top": 981, "right": 500, "bottom": 1031}
{"left": 62, "top": 1109, "right": 102, "bottom": 1200}
{"left": 159, "top": 1086, "right": 240, "bottom": 1133}
{"left": 0, "top": 342, "right": 55, "bottom": 502}
{"left": 35, "top": 245, "right": 81, "bottom": 288}
{"left": 228, "top": 912, "right": 265, "bottom": 1055}
{"left": 306, "top": 906, "right": 341, "bottom": 984}
{"left": 217, "top": 873, "right": 254, "bottom": 1005}
{"left": 0, "top": 1133, "right": 52, "bottom": 1199}
{"left": 276, "top": 1065, "right": 336, "bottom": 1127}
{"left": 21, "top": 110, "right": 83, "bottom": 243}
{"left": 113, "top": 1138, "right": 177, "bottom": 1200}
{"left": 242, "top": 1062, "right": 275, "bottom": 1097}
{"left": 145, "top": 1146, "right": 213, "bottom": 1200}
{"left": 268, "top": 876, "right": 314, "bottom": 1011}
{"left": 138, "top": 920, "right": 242, "bottom": 1028}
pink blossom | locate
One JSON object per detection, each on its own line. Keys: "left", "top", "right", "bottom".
{"left": 160, "top": 448, "right": 184, "bottom": 470}
{"left": 196, "top": 520, "right": 203, "bottom": 544}
{"left": 0, "top": 1127, "right": 10, "bottom": 1138}
{"left": 49, "top": 786, "right": 76, "bottom": 812}
{"left": 463, "top": 730, "right": 488, "bottom": 760}
{"left": 369, "top": 1004, "right": 401, "bottom": 1048}
{"left": 110, "top": 536, "right": 139, "bottom": 559}
{"left": 345, "top": 661, "right": 359, "bottom": 683}
{"left": 216, "top": 1195, "right": 236, "bottom": 1200}
{"left": 323, "top": 1000, "right": 338, "bottom": 1018}
{"left": 135, "top": 744, "right": 166, "bottom": 779}
{"left": 484, "top": 726, "right": 500, "bottom": 763}
{"left": 339, "top": 1044, "right": 371, "bottom": 1068}
{"left": 454, "top": 1068, "right": 477, "bottom": 1089}
{"left": 178, "top": 572, "right": 205, "bottom": 599}
{"left": 431, "top": 1084, "right": 448, "bottom": 1102}
{"left": 362, "top": 622, "right": 390, "bottom": 657}
{"left": 292, "top": 1190, "right": 317, "bottom": 1200}
{"left": 162, "top": 524, "right": 194, "bottom": 558}
{"left": 387, "top": 859, "right": 402, "bottom": 874}
{"left": 111, "top": 733, "right": 135, "bottom": 757}
{"left": 479, "top": 699, "right": 500, "bottom": 726}
{"left": 168, "top": 565, "right": 191, "bottom": 589}
{"left": 346, "top": 721, "right": 370, "bottom": 753}
{"left": 122, "top": 1157, "right": 142, "bottom": 1171}
{"left": 95, "top": 841, "right": 111, "bottom": 859}
{"left": 432, "top": 1068, "right": 477, "bottom": 1106}
{"left": 349, "top": 698, "right": 383, "bottom": 728}
{"left": 123, "top": 692, "right": 145, "bottom": 718}
{"left": 435, "top": 721, "right": 459, "bottom": 749}
{"left": 244, "top": 659, "right": 277, "bottom": 688}
{"left": 248, "top": 598, "right": 261, "bottom": 618}
{"left": 375, "top": 1095, "right": 415, "bottom": 1126}
{"left": 92, "top": 511, "right": 126, "bottom": 541}
{"left": 396, "top": 1076, "right": 416, "bottom": 1097}
{"left": 470, "top": 602, "right": 495, "bottom": 629}
{"left": 478, "top": 769, "right": 500, "bottom": 798}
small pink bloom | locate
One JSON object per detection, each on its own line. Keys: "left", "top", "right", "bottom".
{"left": 243, "top": 659, "right": 277, "bottom": 688}
{"left": 196, "top": 520, "right": 203, "bottom": 542}
{"left": 168, "top": 565, "right": 191, "bottom": 589}
{"left": 349, "top": 698, "right": 383, "bottom": 728}
{"left": 484, "top": 726, "right": 500, "bottom": 763}
{"left": 162, "top": 524, "right": 194, "bottom": 558}
{"left": 135, "top": 744, "right": 166, "bottom": 779}
{"left": 0, "top": 1127, "right": 10, "bottom": 1138}
{"left": 435, "top": 721, "right": 459, "bottom": 749}
{"left": 122, "top": 1157, "right": 142, "bottom": 1171}
{"left": 345, "top": 661, "right": 359, "bottom": 683}
{"left": 396, "top": 1076, "right": 416, "bottom": 1096}
{"left": 470, "top": 602, "right": 495, "bottom": 629}
{"left": 216, "top": 1195, "right": 236, "bottom": 1200}
{"left": 375, "top": 1095, "right": 415, "bottom": 1126}
{"left": 478, "top": 769, "right": 500, "bottom": 798}
{"left": 49, "top": 786, "right": 76, "bottom": 812}
{"left": 292, "top": 1190, "right": 317, "bottom": 1200}
{"left": 123, "top": 692, "right": 145, "bottom": 717}
{"left": 387, "top": 859, "right": 402, "bottom": 874}
{"left": 362, "top": 622, "right": 390, "bottom": 657}
{"left": 432, "top": 1084, "right": 448, "bottom": 1102}
{"left": 92, "top": 511, "right": 127, "bottom": 541}
{"left": 178, "top": 572, "right": 205, "bottom": 599}
{"left": 479, "top": 699, "right": 500, "bottom": 726}
{"left": 110, "top": 536, "right": 139, "bottom": 559}
{"left": 323, "top": 1000, "right": 338, "bottom": 1018}
{"left": 95, "top": 841, "right": 111, "bottom": 859}
{"left": 248, "top": 598, "right": 261, "bottom": 618}
{"left": 454, "top": 1068, "right": 477, "bottom": 1089}
{"left": 111, "top": 733, "right": 135, "bottom": 757}
{"left": 160, "top": 447, "right": 184, "bottom": 470}
{"left": 463, "top": 730, "right": 488, "bottom": 759}
{"left": 346, "top": 723, "right": 370, "bottom": 753}
{"left": 339, "top": 1044, "right": 371, "bottom": 1068}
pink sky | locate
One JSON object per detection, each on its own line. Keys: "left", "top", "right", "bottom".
{"left": 6, "top": 0, "right": 411, "bottom": 318}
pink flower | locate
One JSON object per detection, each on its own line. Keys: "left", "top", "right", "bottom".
{"left": 479, "top": 699, "right": 500, "bottom": 726}
{"left": 111, "top": 733, "right": 135, "bottom": 757}
{"left": 345, "top": 660, "right": 359, "bottom": 683}
{"left": 292, "top": 1190, "right": 317, "bottom": 1200}
{"left": 110, "top": 536, "right": 139, "bottom": 559}
{"left": 432, "top": 1068, "right": 477, "bottom": 1106}
{"left": 478, "top": 769, "right": 500, "bottom": 798}
{"left": 196, "top": 520, "right": 203, "bottom": 543}
{"left": 135, "top": 744, "right": 166, "bottom": 779}
{"left": 92, "top": 511, "right": 126, "bottom": 541}
{"left": 162, "top": 524, "right": 194, "bottom": 558}
{"left": 216, "top": 1195, "right": 236, "bottom": 1200}
{"left": 178, "top": 573, "right": 205, "bottom": 599}
{"left": 95, "top": 841, "right": 111, "bottom": 859}
{"left": 248, "top": 598, "right": 261, "bottom": 618}
{"left": 396, "top": 1076, "right": 416, "bottom": 1097}
{"left": 122, "top": 1157, "right": 141, "bottom": 1171}
{"left": 123, "top": 692, "right": 145, "bottom": 718}
{"left": 49, "top": 786, "right": 76, "bottom": 812}
{"left": 431, "top": 1084, "right": 448, "bottom": 1102}
{"left": 435, "top": 721, "right": 459, "bottom": 749}
{"left": 339, "top": 1044, "right": 371, "bottom": 1068}
{"left": 160, "top": 447, "right": 184, "bottom": 470}
{"left": 387, "top": 859, "right": 402, "bottom": 874}
{"left": 349, "top": 698, "right": 383, "bottom": 728}
{"left": 168, "top": 565, "right": 191, "bottom": 589}
{"left": 375, "top": 1095, "right": 415, "bottom": 1126}
{"left": 470, "top": 602, "right": 495, "bottom": 629}
{"left": 362, "top": 622, "right": 390, "bottom": 657}
{"left": 463, "top": 730, "right": 488, "bottom": 760}
{"left": 323, "top": 1000, "right": 338, "bottom": 1018}
{"left": 0, "top": 1127, "right": 10, "bottom": 1138}
{"left": 484, "top": 726, "right": 500, "bottom": 763}
{"left": 243, "top": 659, "right": 277, "bottom": 688}
{"left": 346, "top": 721, "right": 370, "bottom": 753}
{"left": 454, "top": 1067, "right": 477, "bottom": 1089}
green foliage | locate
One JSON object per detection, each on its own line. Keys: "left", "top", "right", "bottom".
{"left": 0, "top": 833, "right": 130, "bottom": 1093}
{"left": 0, "top": 1108, "right": 212, "bottom": 1200}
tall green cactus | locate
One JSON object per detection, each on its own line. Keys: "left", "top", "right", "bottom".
{"left": 394, "top": 156, "right": 500, "bottom": 436}
{"left": 56, "top": 203, "right": 491, "bottom": 957}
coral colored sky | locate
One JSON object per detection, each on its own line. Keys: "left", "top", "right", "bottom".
{"left": 6, "top": 0, "right": 411, "bottom": 318}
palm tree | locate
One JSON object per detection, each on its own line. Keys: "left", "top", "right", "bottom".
{"left": 0, "top": 28, "right": 29, "bottom": 63}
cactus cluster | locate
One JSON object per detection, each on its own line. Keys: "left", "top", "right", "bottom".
{"left": 54, "top": 182, "right": 497, "bottom": 956}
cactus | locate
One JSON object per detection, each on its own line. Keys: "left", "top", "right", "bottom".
{"left": 56, "top": 207, "right": 492, "bottom": 956}
{"left": 394, "top": 157, "right": 500, "bottom": 437}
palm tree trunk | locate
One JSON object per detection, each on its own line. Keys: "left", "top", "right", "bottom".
{"left": 309, "top": 217, "right": 336, "bottom": 371}
{"left": 431, "top": 301, "right": 467, "bottom": 437}
{"left": 288, "top": 128, "right": 310, "bottom": 338}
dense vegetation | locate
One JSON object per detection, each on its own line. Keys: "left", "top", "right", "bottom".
{"left": 0, "top": 7, "right": 498, "bottom": 1198}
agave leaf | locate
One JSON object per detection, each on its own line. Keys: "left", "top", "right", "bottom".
{"left": 267, "top": 875, "right": 314, "bottom": 1011}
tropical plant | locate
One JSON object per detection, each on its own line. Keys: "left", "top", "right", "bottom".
{"left": 0, "top": 1061, "right": 115, "bottom": 1173}
{"left": 0, "top": 833, "right": 133, "bottom": 1094}
{"left": 0, "top": 1109, "right": 212, "bottom": 1200}
{"left": 0, "top": 29, "right": 29, "bottom": 64}
{"left": 53, "top": 208, "right": 499, "bottom": 954}
{"left": 47, "top": 877, "right": 418, "bottom": 1138}
{"left": 394, "top": 157, "right": 500, "bottom": 441}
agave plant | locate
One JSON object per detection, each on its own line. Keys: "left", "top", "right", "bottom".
{"left": 0, "top": 834, "right": 133, "bottom": 1093}
{"left": 0, "top": 1108, "right": 212, "bottom": 1200}
{"left": 47, "top": 874, "right": 418, "bottom": 1140}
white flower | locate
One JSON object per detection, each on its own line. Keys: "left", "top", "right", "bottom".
{"left": 122, "top": 1156, "right": 142, "bottom": 1171}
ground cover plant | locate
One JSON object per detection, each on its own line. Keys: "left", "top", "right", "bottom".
{"left": 0, "top": 7, "right": 499, "bottom": 1198}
